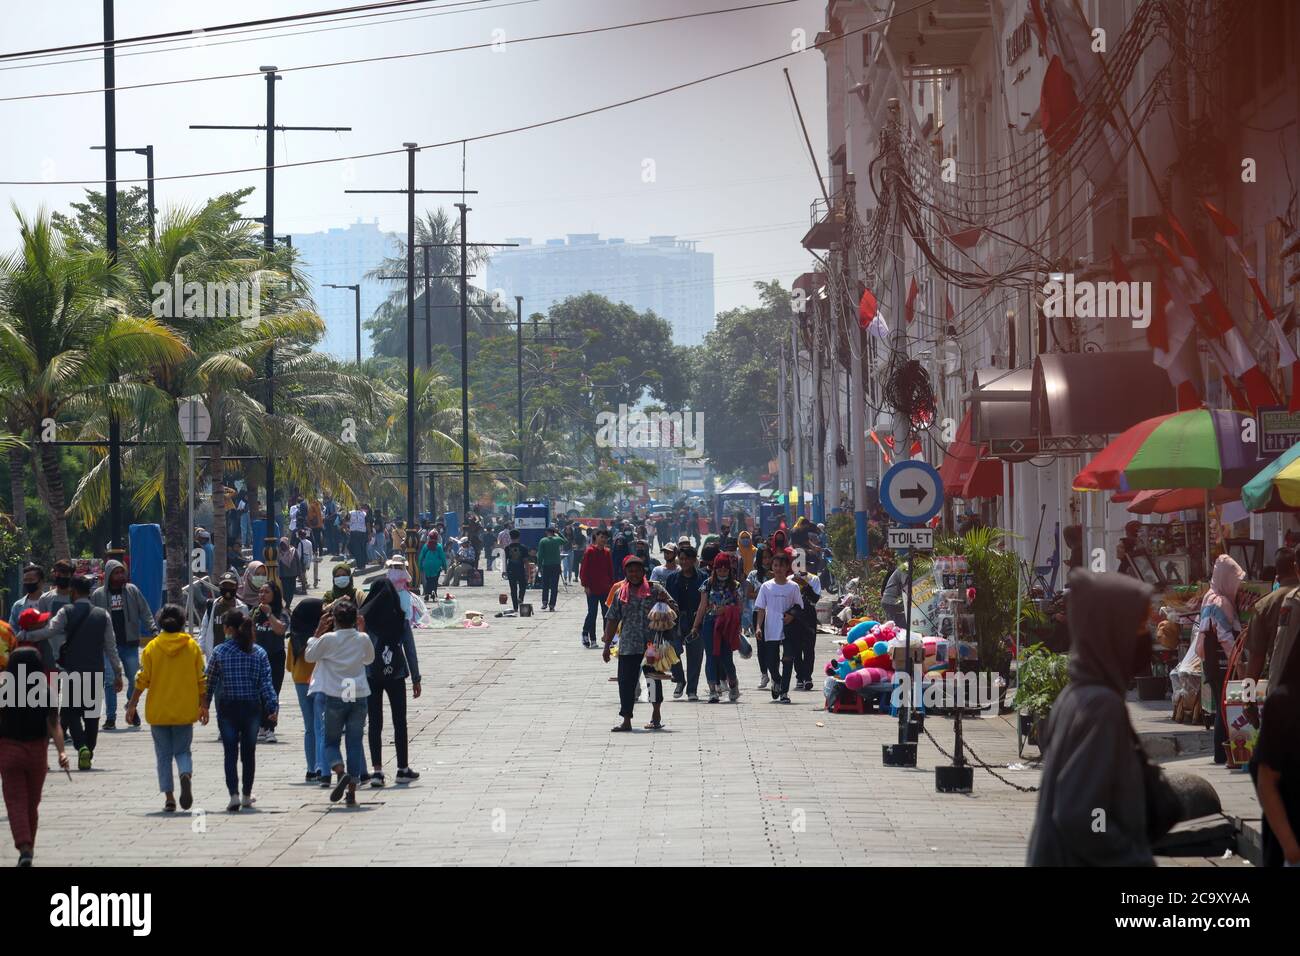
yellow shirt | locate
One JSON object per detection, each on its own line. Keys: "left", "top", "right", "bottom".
{"left": 135, "top": 630, "right": 206, "bottom": 725}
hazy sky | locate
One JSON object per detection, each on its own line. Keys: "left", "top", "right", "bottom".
{"left": 0, "top": 0, "right": 830, "bottom": 323}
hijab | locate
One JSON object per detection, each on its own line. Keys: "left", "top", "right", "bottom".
{"left": 359, "top": 578, "right": 405, "bottom": 646}
{"left": 1196, "top": 554, "right": 1245, "bottom": 658}
{"left": 737, "top": 531, "right": 756, "bottom": 576}
{"left": 288, "top": 597, "right": 324, "bottom": 660}
{"left": 238, "top": 560, "right": 267, "bottom": 605}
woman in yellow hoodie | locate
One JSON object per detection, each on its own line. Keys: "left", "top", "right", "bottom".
{"left": 125, "top": 604, "right": 207, "bottom": 813}
{"left": 737, "top": 531, "right": 757, "bottom": 578}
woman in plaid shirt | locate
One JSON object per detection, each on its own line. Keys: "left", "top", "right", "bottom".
{"left": 200, "top": 609, "right": 278, "bottom": 812}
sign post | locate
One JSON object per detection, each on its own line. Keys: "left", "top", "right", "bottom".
{"left": 879, "top": 460, "right": 943, "bottom": 768}
{"left": 178, "top": 397, "right": 212, "bottom": 627}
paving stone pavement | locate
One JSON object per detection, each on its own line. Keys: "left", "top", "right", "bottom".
{"left": 10, "top": 566, "right": 1210, "bottom": 867}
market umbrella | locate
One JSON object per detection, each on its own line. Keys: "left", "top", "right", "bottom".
{"left": 1242, "top": 442, "right": 1300, "bottom": 512}
{"left": 1073, "top": 409, "right": 1257, "bottom": 492}
{"left": 1125, "top": 487, "right": 1238, "bottom": 515}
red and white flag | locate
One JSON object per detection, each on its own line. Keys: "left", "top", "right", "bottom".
{"left": 1202, "top": 199, "right": 1300, "bottom": 411}
{"left": 904, "top": 277, "right": 920, "bottom": 325}
{"left": 1117, "top": 247, "right": 1199, "bottom": 409}
{"left": 1027, "top": 0, "right": 1123, "bottom": 187}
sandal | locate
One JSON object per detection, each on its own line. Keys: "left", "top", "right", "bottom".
{"left": 610, "top": 724, "right": 632, "bottom": 732}
{"left": 644, "top": 721, "right": 663, "bottom": 730}
{"left": 163, "top": 799, "right": 177, "bottom": 812}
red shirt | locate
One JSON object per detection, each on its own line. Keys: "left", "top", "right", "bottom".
{"left": 579, "top": 545, "right": 614, "bottom": 595}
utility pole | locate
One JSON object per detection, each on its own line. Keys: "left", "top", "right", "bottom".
{"left": 455, "top": 203, "right": 472, "bottom": 519}
{"left": 812, "top": 295, "right": 825, "bottom": 524}
{"left": 826, "top": 279, "right": 841, "bottom": 516}
{"left": 190, "top": 66, "right": 350, "bottom": 585}
{"left": 791, "top": 311, "right": 805, "bottom": 522}
{"left": 843, "top": 174, "right": 869, "bottom": 558}
{"left": 323, "top": 282, "right": 362, "bottom": 366}
{"left": 103, "top": 0, "right": 124, "bottom": 563}
{"left": 778, "top": 337, "right": 791, "bottom": 523}
{"left": 346, "top": 152, "right": 475, "bottom": 574}
{"left": 516, "top": 296, "right": 524, "bottom": 493}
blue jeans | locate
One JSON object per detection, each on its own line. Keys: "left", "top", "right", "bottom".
{"left": 323, "top": 695, "right": 367, "bottom": 778}
{"left": 150, "top": 724, "right": 194, "bottom": 793}
{"left": 294, "top": 683, "right": 328, "bottom": 776}
{"left": 103, "top": 643, "right": 140, "bottom": 721}
{"left": 216, "top": 698, "right": 261, "bottom": 796}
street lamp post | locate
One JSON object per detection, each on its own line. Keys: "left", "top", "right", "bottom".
{"left": 323, "top": 282, "right": 362, "bottom": 366}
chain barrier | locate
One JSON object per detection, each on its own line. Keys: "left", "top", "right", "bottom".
{"left": 921, "top": 722, "right": 1040, "bottom": 794}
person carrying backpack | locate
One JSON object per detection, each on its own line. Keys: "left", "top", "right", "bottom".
{"left": 21, "top": 575, "right": 124, "bottom": 770}
{"left": 359, "top": 578, "right": 422, "bottom": 787}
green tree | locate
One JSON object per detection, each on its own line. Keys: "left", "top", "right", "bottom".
{"left": 686, "top": 280, "right": 786, "bottom": 475}
{"left": 0, "top": 207, "right": 185, "bottom": 559}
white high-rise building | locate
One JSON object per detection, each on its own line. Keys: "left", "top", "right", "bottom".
{"left": 293, "top": 219, "right": 398, "bottom": 361}
{"left": 485, "top": 234, "right": 715, "bottom": 345}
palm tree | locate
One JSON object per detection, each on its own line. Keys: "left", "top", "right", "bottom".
{"left": 70, "top": 202, "right": 383, "bottom": 599}
{"left": 0, "top": 207, "right": 185, "bottom": 559}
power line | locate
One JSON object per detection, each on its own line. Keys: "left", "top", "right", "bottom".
{"left": 0, "top": 0, "right": 536, "bottom": 74}
{"left": 0, "top": 0, "right": 459, "bottom": 62}
{"left": 0, "top": 0, "right": 938, "bottom": 186}
{"left": 0, "top": 0, "right": 804, "bottom": 103}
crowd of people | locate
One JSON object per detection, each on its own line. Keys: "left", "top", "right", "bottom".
{"left": 0, "top": 551, "right": 425, "bottom": 865}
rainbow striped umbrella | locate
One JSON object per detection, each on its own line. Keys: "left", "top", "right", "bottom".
{"left": 1073, "top": 409, "right": 1257, "bottom": 492}
{"left": 1243, "top": 443, "right": 1300, "bottom": 512}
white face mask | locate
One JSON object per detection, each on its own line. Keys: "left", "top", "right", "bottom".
{"left": 333, "top": 575, "right": 351, "bottom": 588}
{"left": 251, "top": 575, "right": 267, "bottom": 589}
{"left": 387, "top": 569, "right": 410, "bottom": 589}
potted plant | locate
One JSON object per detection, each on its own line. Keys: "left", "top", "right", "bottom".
{"left": 1012, "top": 642, "right": 1070, "bottom": 753}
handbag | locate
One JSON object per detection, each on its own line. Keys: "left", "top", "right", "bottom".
{"left": 738, "top": 631, "right": 753, "bottom": 660}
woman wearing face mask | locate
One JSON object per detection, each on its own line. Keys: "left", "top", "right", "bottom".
{"left": 251, "top": 580, "right": 288, "bottom": 744}
{"left": 237, "top": 561, "right": 268, "bottom": 607}
{"left": 691, "top": 554, "right": 744, "bottom": 703}
{"left": 360, "top": 563, "right": 422, "bottom": 787}
{"left": 322, "top": 563, "right": 358, "bottom": 607}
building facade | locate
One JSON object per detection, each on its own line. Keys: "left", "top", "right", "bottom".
{"left": 485, "top": 234, "right": 715, "bottom": 345}
{"left": 293, "top": 219, "right": 398, "bottom": 361}
{"left": 793, "top": 0, "right": 1300, "bottom": 569}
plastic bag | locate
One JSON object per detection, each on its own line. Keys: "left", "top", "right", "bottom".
{"left": 647, "top": 600, "right": 678, "bottom": 631}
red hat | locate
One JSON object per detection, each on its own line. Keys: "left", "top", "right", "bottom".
{"left": 17, "top": 608, "right": 50, "bottom": 630}
{"left": 622, "top": 554, "right": 645, "bottom": 568}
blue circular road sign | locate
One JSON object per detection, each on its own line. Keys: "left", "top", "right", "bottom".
{"left": 880, "top": 460, "right": 944, "bottom": 526}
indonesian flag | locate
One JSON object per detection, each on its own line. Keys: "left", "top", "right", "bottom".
{"left": 905, "top": 277, "right": 920, "bottom": 325}
{"left": 1202, "top": 199, "right": 1300, "bottom": 411}
{"left": 868, "top": 429, "right": 893, "bottom": 465}
{"left": 1027, "top": 0, "right": 1122, "bottom": 187}
{"left": 858, "top": 287, "right": 878, "bottom": 328}
{"left": 1149, "top": 233, "right": 1265, "bottom": 411}
{"left": 1116, "top": 246, "right": 1199, "bottom": 409}
{"left": 1165, "top": 213, "right": 1235, "bottom": 336}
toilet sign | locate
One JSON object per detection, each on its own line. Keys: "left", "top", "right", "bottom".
{"left": 888, "top": 527, "right": 933, "bottom": 551}
{"left": 880, "top": 460, "right": 944, "bottom": 526}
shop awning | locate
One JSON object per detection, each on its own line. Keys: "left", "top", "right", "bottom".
{"left": 939, "top": 408, "right": 1003, "bottom": 498}
{"left": 1031, "top": 351, "right": 1177, "bottom": 443}
{"left": 969, "top": 367, "right": 1036, "bottom": 462}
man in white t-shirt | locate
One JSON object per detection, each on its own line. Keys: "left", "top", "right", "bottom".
{"left": 754, "top": 550, "right": 803, "bottom": 704}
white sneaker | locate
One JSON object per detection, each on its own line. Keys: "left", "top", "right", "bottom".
{"left": 241, "top": 793, "right": 256, "bottom": 808}
{"left": 264, "top": 730, "right": 277, "bottom": 744}
{"left": 758, "top": 675, "right": 769, "bottom": 690}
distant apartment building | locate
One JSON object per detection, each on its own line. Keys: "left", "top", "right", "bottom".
{"left": 484, "top": 234, "right": 715, "bottom": 345}
{"left": 293, "top": 219, "right": 398, "bottom": 360}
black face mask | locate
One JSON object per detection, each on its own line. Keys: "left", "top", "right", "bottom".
{"left": 220, "top": 589, "right": 238, "bottom": 601}
{"left": 23, "top": 581, "right": 40, "bottom": 594}
{"left": 53, "top": 576, "right": 71, "bottom": 588}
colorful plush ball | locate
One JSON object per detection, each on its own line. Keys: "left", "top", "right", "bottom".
{"left": 873, "top": 640, "right": 889, "bottom": 656}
